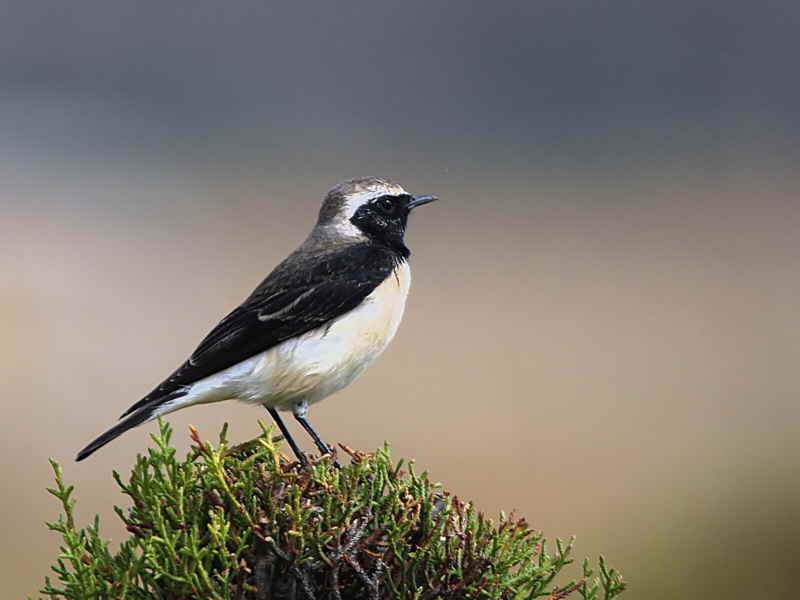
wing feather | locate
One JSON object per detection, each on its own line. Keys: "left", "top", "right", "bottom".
{"left": 120, "top": 243, "right": 399, "bottom": 418}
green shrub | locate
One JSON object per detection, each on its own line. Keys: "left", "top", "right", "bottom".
{"left": 40, "top": 420, "right": 626, "bottom": 599}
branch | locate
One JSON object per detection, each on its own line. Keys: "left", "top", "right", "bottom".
{"left": 39, "top": 419, "right": 627, "bottom": 600}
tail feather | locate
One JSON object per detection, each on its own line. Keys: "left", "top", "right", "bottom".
{"left": 120, "top": 387, "right": 188, "bottom": 419}
{"left": 76, "top": 405, "right": 156, "bottom": 462}
{"left": 78, "top": 387, "right": 192, "bottom": 461}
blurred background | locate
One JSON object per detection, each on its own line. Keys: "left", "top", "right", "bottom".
{"left": 2, "top": 1, "right": 799, "bottom": 598}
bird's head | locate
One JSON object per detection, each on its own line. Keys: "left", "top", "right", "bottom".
{"left": 316, "top": 177, "right": 437, "bottom": 256}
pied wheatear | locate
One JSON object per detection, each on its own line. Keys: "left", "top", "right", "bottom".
{"left": 76, "top": 177, "right": 437, "bottom": 464}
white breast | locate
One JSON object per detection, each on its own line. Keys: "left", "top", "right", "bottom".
{"left": 157, "top": 262, "right": 412, "bottom": 416}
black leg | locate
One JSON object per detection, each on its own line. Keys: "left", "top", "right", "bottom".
{"left": 266, "top": 407, "right": 307, "bottom": 465}
{"left": 293, "top": 411, "right": 340, "bottom": 468}
{"left": 294, "top": 413, "right": 330, "bottom": 455}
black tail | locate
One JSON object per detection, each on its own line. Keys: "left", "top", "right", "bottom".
{"left": 75, "top": 406, "right": 155, "bottom": 461}
{"left": 77, "top": 388, "right": 189, "bottom": 461}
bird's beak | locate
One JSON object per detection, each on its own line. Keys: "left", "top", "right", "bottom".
{"left": 407, "top": 195, "right": 438, "bottom": 209}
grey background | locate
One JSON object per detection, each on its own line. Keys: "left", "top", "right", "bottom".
{"left": 2, "top": 2, "right": 799, "bottom": 598}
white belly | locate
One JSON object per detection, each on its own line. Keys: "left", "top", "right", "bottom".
{"left": 156, "top": 262, "right": 411, "bottom": 416}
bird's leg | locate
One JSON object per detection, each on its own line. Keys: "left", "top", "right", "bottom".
{"left": 293, "top": 401, "right": 340, "bottom": 467}
{"left": 265, "top": 406, "right": 307, "bottom": 466}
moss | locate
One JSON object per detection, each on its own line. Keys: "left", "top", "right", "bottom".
{"left": 40, "top": 420, "right": 626, "bottom": 599}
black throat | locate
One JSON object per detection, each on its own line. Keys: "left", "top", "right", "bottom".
{"left": 369, "top": 234, "right": 410, "bottom": 260}
{"left": 349, "top": 194, "right": 412, "bottom": 259}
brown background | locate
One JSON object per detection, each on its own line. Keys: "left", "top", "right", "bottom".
{"left": 2, "top": 2, "right": 799, "bottom": 598}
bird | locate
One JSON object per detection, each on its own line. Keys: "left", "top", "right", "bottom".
{"left": 76, "top": 177, "right": 437, "bottom": 464}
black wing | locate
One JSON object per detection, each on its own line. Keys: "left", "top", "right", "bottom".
{"left": 120, "top": 243, "right": 400, "bottom": 418}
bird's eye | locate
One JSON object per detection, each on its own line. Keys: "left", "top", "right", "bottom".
{"left": 375, "top": 197, "right": 396, "bottom": 215}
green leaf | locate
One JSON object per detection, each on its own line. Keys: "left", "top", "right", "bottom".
{"left": 40, "top": 420, "right": 625, "bottom": 599}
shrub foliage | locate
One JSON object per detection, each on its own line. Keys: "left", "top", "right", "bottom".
{"left": 41, "top": 420, "right": 626, "bottom": 599}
